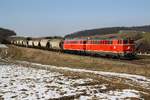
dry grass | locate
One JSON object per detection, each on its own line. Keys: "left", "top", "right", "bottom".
{"left": 5, "top": 45, "right": 150, "bottom": 77}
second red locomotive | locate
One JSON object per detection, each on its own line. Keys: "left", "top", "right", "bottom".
{"left": 63, "top": 39, "right": 135, "bottom": 58}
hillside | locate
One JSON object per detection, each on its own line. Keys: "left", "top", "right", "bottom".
{"left": 65, "top": 25, "right": 150, "bottom": 39}
{"left": 0, "top": 27, "right": 16, "bottom": 43}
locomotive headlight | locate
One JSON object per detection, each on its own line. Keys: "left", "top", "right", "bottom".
{"left": 113, "top": 46, "right": 116, "bottom": 49}
{"left": 127, "top": 46, "right": 130, "bottom": 50}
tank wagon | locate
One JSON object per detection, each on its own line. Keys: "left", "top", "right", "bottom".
{"left": 33, "top": 40, "right": 41, "bottom": 48}
{"left": 19, "top": 40, "right": 24, "bottom": 46}
{"left": 11, "top": 38, "right": 136, "bottom": 58}
{"left": 13, "top": 40, "right": 17, "bottom": 45}
{"left": 22, "top": 40, "right": 28, "bottom": 47}
{"left": 28, "top": 40, "right": 34, "bottom": 47}
{"left": 15, "top": 40, "right": 23, "bottom": 46}
{"left": 10, "top": 40, "right": 14, "bottom": 44}
{"left": 40, "top": 39, "right": 51, "bottom": 49}
{"left": 49, "top": 39, "right": 63, "bottom": 50}
{"left": 16, "top": 40, "right": 20, "bottom": 45}
{"left": 38, "top": 39, "right": 63, "bottom": 50}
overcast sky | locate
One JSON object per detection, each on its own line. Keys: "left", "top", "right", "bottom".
{"left": 0, "top": 0, "right": 150, "bottom": 37}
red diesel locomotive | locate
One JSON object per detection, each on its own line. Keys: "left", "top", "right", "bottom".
{"left": 63, "top": 39, "right": 135, "bottom": 58}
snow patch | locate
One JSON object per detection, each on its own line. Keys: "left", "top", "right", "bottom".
{"left": 0, "top": 63, "right": 143, "bottom": 100}
{"left": 20, "top": 61, "right": 150, "bottom": 90}
{"left": 0, "top": 44, "right": 8, "bottom": 48}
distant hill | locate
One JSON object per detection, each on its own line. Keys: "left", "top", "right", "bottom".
{"left": 65, "top": 25, "right": 150, "bottom": 39}
{"left": 0, "top": 28, "right": 16, "bottom": 43}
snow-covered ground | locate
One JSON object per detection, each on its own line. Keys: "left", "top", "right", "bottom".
{"left": 0, "top": 63, "right": 143, "bottom": 100}
{"left": 21, "top": 61, "right": 150, "bottom": 90}
{"left": 0, "top": 44, "right": 8, "bottom": 48}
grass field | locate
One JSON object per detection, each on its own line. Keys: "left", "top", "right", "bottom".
{"left": 3, "top": 45, "right": 150, "bottom": 77}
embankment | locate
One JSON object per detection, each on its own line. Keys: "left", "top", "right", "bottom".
{"left": 1, "top": 45, "right": 150, "bottom": 77}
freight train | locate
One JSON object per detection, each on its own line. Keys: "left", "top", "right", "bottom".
{"left": 10, "top": 38, "right": 136, "bottom": 58}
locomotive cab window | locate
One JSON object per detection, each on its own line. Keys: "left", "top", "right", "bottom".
{"left": 94, "top": 41, "right": 99, "bottom": 44}
{"left": 108, "top": 41, "right": 112, "bottom": 44}
{"left": 83, "top": 41, "right": 86, "bottom": 44}
{"left": 118, "top": 40, "right": 122, "bottom": 44}
{"left": 110, "top": 41, "right": 113, "bottom": 44}
{"left": 106, "top": 41, "right": 109, "bottom": 44}
{"left": 123, "top": 40, "right": 128, "bottom": 44}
